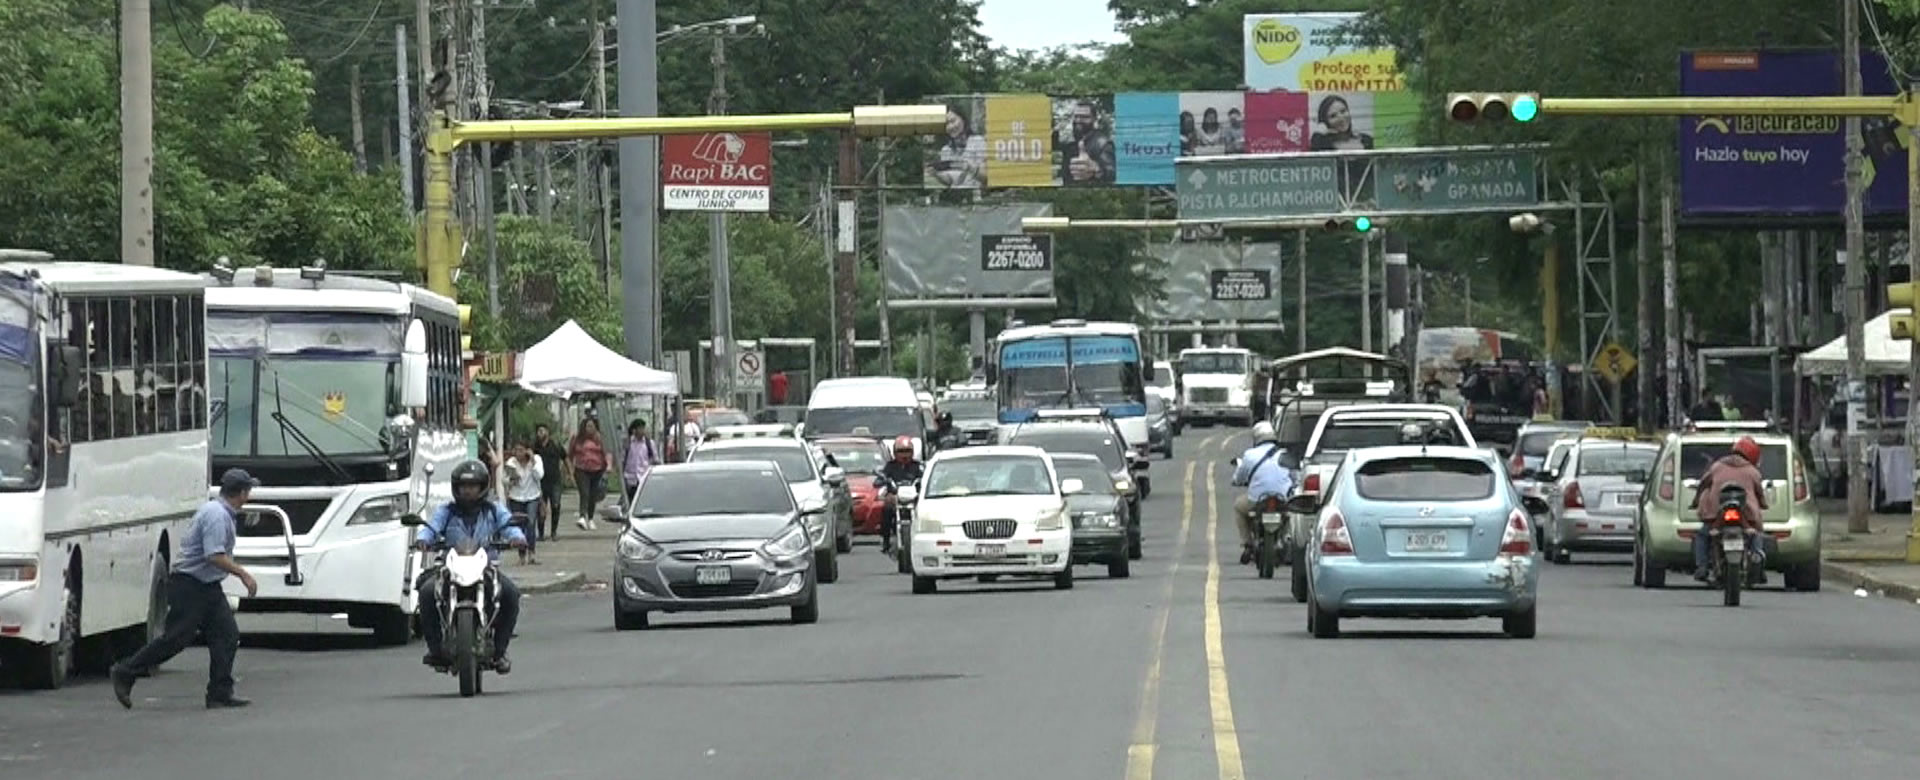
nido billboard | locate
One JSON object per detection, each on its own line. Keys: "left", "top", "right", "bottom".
{"left": 661, "top": 132, "right": 772, "bottom": 212}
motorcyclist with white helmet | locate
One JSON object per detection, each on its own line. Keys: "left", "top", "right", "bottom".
{"left": 416, "top": 459, "right": 527, "bottom": 673}
{"left": 1230, "top": 421, "right": 1294, "bottom": 565}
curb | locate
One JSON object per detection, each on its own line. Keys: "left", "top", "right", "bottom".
{"left": 1821, "top": 560, "right": 1920, "bottom": 604}
{"left": 521, "top": 571, "right": 589, "bottom": 595}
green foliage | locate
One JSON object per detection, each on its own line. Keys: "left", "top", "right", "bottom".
{"left": 457, "top": 215, "right": 620, "bottom": 352}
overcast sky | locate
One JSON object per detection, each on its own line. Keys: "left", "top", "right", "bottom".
{"left": 977, "top": 0, "right": 1126, "bottom": 52}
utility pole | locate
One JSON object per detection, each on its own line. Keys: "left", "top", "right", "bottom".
{"left": 1296, "top": 229, "right": 1307, "bottom": 353}
{"left": 591, "top": 20, "right": 614, "bottom": 295}
{"left": 1661, "top": 168, "right": 1681, "bottom": 430}
{"left": 414, "top": 0, "right": 432, "bottom": 126}
{"left": 396, "top": 24, "right": 414, "bottom": 217}
{"left": 535, "top": 137, "right": 553, "bottom": 223}
{"left": 472, "top": 0, "right": 499, "bottom": 319}
{"left": 834, "top": 135, "right": 860, "bottom": 377}
{"left": 707, "top": 31, "right": 738, "bottom": 404}
{"left": 120, "top": 0, "right": 155, "bottom": 266}
{"left": 1635, "top": 155, "right": 1653, "bottom": 433}
{"left": 617, "top": 0, "right": 664, "bottom": 366}
{"left": 822, "top": 175, "right": 841, "bottom": 375}
{"left": 350, "top": 64, "right": 368, "bottom": 173}
{"left": 1843, "top": 0, "right": 1872, "bottom": 533}
{"left": 1359, "top": 236, "right": 1372, "bottom": 352}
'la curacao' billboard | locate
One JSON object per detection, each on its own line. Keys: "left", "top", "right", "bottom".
{"left": 1679, "top": 49, "right": 1908, "bottom": 225}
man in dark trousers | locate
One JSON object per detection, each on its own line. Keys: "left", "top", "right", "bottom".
{"left": 532, "top": 423, "right": 568, "bottom": 541}
{"left": 110, "top": 469, "right": 261, "bottom": 709}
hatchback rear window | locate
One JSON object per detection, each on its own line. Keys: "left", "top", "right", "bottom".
{"left": 1518, "top": 430, "right": 1581, "bottom": 456}
{"left": 1354, "top": 458, "right": 1496, "bottom": 501}
{"left": 1679, "top": 443, "right": 1789, "bottom": 481}
{"left": 1317, "top": 416, "right": 1457, "bottom": 452}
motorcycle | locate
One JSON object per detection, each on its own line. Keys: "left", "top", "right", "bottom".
{"left": 1704, "top": 484, "right": 1761, "bottom": 607}
{"left": 1253, "top": 494, "right": 1288, "bottom": 579}
{"left": 879, "top": 479, "right": 920, "bottom": 575}
{"left": 401, "top": 513, "right": 508, "bottom": 697}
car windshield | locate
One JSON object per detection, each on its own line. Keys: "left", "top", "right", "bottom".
{"left": 1152, "top": 365, "right": 1174, "bottom": 386}
{"left": 1355, "top": 457, "right": 1496, "bottom": 501}
{"left": 1316, "top": 417, "right": 1451, "bottom": 454}
{"left": 689, "top": 445, "right": 815, "bottom": 483}
{"left": 1055, "top": 460, "right": 1117, "bottom": 494}
{"left": 696, "top": 410, "right": 751, "bottom": 428}
{"left": 925, "top": 455, "right": 1054, "bottom": 497}
{"left": 1007, "top": 428, "right": 1123, "bottom": 471}
{"left": 941, "top": 397, "right": 995, "bottom": 420}
{"left": 818, "top": 442, "right": 885, "bottom": 474}
{"left": 1146, "top": 395, "right": 1166, "bottom": 415}
{"left": 631, "top": 467, "right": 794, "bottom": 516}
{"left": 0, "top": 350, "right": 41, "bottom": 491}
{"left": 1182, "top": 353, "right": 1247, "bottom": 374}
{"left": 1518, "top": 429, "right": 1583, "bottom": 457}
{"left": 804, "top": 406, "right": 922, "bottom": 438}
{"left": 1578, "top": 445, "right": 1659, "bottom": 477}
{"left": 1679, "top": 443, "right": 1790, "bottom": 481}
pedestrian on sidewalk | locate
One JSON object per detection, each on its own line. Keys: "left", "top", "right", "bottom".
{"left": 533, "top": 424, "right": 567, "bottom": 541}
{"left": 110, "top": 469, "right": 261, "bottom": 710}
{"left": 621, "top": 419, "right": 661, "bottom": 507}
{"left": 504, "top": 440, "right": 544, "bottom": 565}
{"left": 570, "top": 417, "right": 609, "bottom": 530}
{"left": 769, "top": 370, "right": 790, "bottom": 405}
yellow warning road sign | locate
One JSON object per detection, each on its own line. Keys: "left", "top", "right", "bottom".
{"left": 1593, "top": 342, "right": 1637, "bottom": 383}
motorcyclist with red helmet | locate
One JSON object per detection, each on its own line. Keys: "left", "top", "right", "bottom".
{"left": 876, "top": 435, "right": 924, "bottom": 555}
{"left": 1690, "top": 436, "right": 1770, "bottom": 584}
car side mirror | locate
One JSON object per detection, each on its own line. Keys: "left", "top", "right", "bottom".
{"left": 51, "top": 344, "right": 83, "bottom": 407}
{"left": 823, "top": 467, "right": 846, "bottom": 485}
{"left": 401, "top": 320, "right": 429, "bottom": 408}
{"left": 800, "top": 498, "right": 827, "bottom": 515}
{"left": 1228, "top": 457, "right": 1241, "bottom": 468}
{"left": 1284, "top": 494, "right": 1320, "bottom": 515}
{"left": 1060, "top": 478, "right": 1085, "bottom": 494}
{"left": 400, "top": 513, "right": 426, "bottom": 527}
{"left": 896, "top": 486, "right": 919, "bottom": 504}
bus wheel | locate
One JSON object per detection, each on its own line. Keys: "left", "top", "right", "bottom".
{"left": 21, "top": 581, "right": 78, "bottom": 689}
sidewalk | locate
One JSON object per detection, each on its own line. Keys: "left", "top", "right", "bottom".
{"left": 1817, "top": 498, "right": 1920, "bottom": 606}
{"left": 505, "top": 494, "right": 622, "bottom": 594}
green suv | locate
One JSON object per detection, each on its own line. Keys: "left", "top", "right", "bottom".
{"left": 1632, "top": 424, "right": 1822, "bottom": 591}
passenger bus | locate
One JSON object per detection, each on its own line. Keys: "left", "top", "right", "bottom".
{"left": 205, "top": 265, "right": 461, "bottom": 644}
{"left": 0, "top": 252, "right": 211, "bottom": 689}
{"left": 986, "top": 319, "right": 1150, "bottom": 452}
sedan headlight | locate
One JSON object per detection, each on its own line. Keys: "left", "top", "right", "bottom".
{"left": 916, "top": 515, "right": 944, "bottom": 535}
{"left": 1075, "top": 512, "right": 1120, "bottom": 529}
{"left": 800, "top": 513, "right": 828, "bottom": 544}
{"left": 1037, "top": 510, "right": 1066, "bottom": 531}
{"left": 760, "top": 524, "right": 811, "bottom": 561}
{"left": 1114, "top": 479, "right": 1133, "bottom": 493}
{"left": 617, "top": 532, "right": 663, "bottom": 562}
{"left": 345, "top": 494, "right": 407, "bottom": 526}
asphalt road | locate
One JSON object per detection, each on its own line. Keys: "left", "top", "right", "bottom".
{"left": 4, "top": 428, "right": 1920, "bottom": 779}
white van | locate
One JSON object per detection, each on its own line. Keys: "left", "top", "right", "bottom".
{"left": 804, "top": 377, "right": 930, "bottom": 459}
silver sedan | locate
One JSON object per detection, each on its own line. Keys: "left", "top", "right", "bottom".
{"left": 613, "top": 461, "right": 821, "bottom": 630}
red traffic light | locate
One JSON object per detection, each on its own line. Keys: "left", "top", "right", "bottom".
{"left": 1448, "top": 96, "right": 1479, "bottom": 121}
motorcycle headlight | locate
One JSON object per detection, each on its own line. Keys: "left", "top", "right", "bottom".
{"left": 761, "top": 524, "right": 811, "bottom": 561}
{"left": 345, "top": 494, "right": 407, "bottom": 526}
{"left": 617, "top": 532, "right": 663, "bottom": 562}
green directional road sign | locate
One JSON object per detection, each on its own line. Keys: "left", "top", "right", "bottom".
{"left": 1175, "top": 157, "right": 1344, "bottom": 222}
{"left": 1373, "top": 150, "right": 1538, "bottom": 211}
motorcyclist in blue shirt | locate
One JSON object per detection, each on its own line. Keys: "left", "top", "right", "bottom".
{"left": 1231, "top": 421, "right": 1295, "bottom": 565}
{"left": 416, "top": 459, "right": 527, "bottom": 673}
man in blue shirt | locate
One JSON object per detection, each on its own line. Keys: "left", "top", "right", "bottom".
{"left": 1231, "top": 422, "right": 1295, "bottom": 565}
{"left": 417, "top": 459, "right": 528, "bottom": 673}
{"left": 111, "top": 469, "right": 261, "bottom": 709}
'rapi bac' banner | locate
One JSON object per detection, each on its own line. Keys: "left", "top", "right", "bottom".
{"left": 1678, "top": 49, "right": 1909, "bottom": 222}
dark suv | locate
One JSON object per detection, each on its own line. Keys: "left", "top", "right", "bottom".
{"left": 1004, "top": 419, "right": 1143, "bottom": 560}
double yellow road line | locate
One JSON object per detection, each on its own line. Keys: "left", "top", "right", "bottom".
{"left": 1125, "top": 433, "right": 1245, "bottom": 780}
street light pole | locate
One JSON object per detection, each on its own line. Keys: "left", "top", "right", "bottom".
{"left": 708, "top": 31, "right": 737, "bottom": 405}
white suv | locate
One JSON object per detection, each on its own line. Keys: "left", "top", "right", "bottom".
{"left": 903, "top": 446, "right": 1077, "bottom": 594}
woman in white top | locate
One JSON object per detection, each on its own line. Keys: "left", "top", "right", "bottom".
{"left": 503, "top": 440, "right": 545, "bottom": 564}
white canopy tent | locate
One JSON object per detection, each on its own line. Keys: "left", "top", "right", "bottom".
{"left": 517, "top": 319, "right": 679, "bottom": 396}
{"left": 1795, "top": 310, "right": 1911, "bottom": 376}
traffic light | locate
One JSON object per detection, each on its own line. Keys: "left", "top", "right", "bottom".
{"left": 1324, "top": 217, "right": 1373, "bottom": 233}
{"left": 1447, "top": 93, "right": 1540, "bottom": 123}
{"left": 457, "top": 303, "right": 474, "bottom": 355}
{"left": 1889, "top": 281, "right": 1919, "bottom": 340}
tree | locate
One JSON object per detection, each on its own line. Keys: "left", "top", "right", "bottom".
{"left": 457, "top": 215, "right": 620, "bottom": 352}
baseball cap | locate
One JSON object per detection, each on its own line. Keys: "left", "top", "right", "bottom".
{"left": 219, "top": 468, "right": 261, "bottom": 493}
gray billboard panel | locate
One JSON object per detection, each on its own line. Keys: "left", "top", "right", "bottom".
{"left": 1147, "top": 241, "right": 1283, "bottom": 321}
{"left": 882, "top": 204, "right": 1055, "bottom": 297}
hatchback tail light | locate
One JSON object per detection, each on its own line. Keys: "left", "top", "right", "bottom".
{"left": 1303, "top": 472, "right": 1321, "bottom": 494}
{"left": 1319, "top": 512, "right": 1353, "bottom": 555}
{"left": 1508, "top": 453, "right": 1525, "bottom": 478}
{"left": 1498, "top": 510, "right": 1532, "bottom": 556}
{"left": 1562, "top": 481, "right": 1584, "bottom": 509}
{"left": 1792, "top": 459, "right": 1808, "bottom": 502}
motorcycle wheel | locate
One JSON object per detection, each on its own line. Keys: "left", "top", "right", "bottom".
{"left": 454, "top": 611, "right": 480, "bottom": 697}
{"left": 1256, "top": 531, "right": 1276, "bottom": 579}
{"left": 1721, "top": 555, "right": 1741, "bottom": 607}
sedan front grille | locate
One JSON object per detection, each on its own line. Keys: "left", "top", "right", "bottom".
{"left": 669, "top": 580, "right": 761, "bottom": 599}
{"left": 962, "top": 519, "right": 1018, "bottom": 539}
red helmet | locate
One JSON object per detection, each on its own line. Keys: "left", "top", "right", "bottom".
{"left": 1733, "top": 436, "right": 1762, "bottom": 464}
{"left": 892, "top": 435, "right": 915, "bottom": 457}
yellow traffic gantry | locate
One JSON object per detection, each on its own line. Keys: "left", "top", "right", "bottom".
{"left": 418, "top": 104, "right": 945, "bottom": 299}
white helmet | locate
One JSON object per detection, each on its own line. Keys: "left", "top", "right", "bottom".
{"left": 1251, "top": 421, "right": 1277, "bottom": 443}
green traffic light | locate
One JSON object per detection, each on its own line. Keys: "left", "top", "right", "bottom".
{"left": 1512, "top": 94, "right": 1539, "bottom": 122}
{"left": 1354, "top": 216, "right": 1372, "bottom": 232}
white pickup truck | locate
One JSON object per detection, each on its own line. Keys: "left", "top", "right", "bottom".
{"left": 1281, "top": 404, "right": 1477, "bottom": 602}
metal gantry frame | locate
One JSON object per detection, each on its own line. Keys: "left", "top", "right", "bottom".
{"left": 1566, "top": 170, "right": 1622, "bottom": 423}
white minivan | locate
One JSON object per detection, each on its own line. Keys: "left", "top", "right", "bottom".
{"left": 803, "top": 377, "right": 930, "bottom": 460}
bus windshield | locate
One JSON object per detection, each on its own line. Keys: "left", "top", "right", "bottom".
{"left": 0, "top": 284, "right": 43, "bottom": 491}
{"left": 1181, "top": 353, "right": 1247, "bottom": 374}
{"left": 999, "top": 334, "right": 1145, "bottom": 415}
{"left": 208, "top": 312, "right": 402, "bottom": 460}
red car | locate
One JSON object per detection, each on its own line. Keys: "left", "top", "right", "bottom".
{"left": 814, "top": 437, "right": 893, "bottom": 536}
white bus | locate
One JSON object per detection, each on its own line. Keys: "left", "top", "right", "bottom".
{"left": 987, "top": 319, "right": 1151, "bottom": 451}
{"left": 0, "top": 253, "right": 211, "bottom": 689}
{"left": 205, "top": 265, "right": 460, "bottom": 645}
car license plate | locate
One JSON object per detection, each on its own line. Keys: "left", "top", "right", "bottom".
{"left": 1261, "top": 512, "right": 1284, "bottom": 529}
{"left": 976, "top": 544, "right": 1006, "bottom": 558}
{"left": 1403, "top": 532, "right": 1448, "bottom": 552}
{"left": 1612, "top": 493, "right": 1635, "bottom": 506}
{"left": 695, "top": 565, "right": 732, "bottom": 585}
{"left": 1721, "top": 533, "right": 1745, "bottom": 553}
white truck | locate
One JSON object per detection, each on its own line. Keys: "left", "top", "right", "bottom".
{"left": 1176, "top": 346, "right": 1256, "bottom": 427}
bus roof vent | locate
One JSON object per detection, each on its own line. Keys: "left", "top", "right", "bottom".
{"left": 1051, "top": 318, "right": 1088, "bottom": 327}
